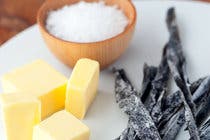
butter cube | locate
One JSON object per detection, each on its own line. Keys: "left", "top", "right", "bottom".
{"left": 0, "top": 93, "right": 41, "bottom": 140}
{"left": 1, "top": 60, "right": 67, "bottom": 119}
{"left": 65, "top": 58, "right": 99, "bottom": 119}
{"left": 33, "top": 110, "right": 90, "bottom": 140}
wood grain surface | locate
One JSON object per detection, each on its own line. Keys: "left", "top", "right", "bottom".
{"left": 0, "top": 0, "right": 44, "bottom": 45}
{"left": 0, "top": 0, "right": 209, "bottom": 45}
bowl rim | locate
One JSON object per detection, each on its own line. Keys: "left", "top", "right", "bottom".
{"left": 37, "top": 0, "right": 137, "bottom": 46}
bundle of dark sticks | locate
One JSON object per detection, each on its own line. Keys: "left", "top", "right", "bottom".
{"left": 113, "top": 7, "right": 210, "bottom": 140}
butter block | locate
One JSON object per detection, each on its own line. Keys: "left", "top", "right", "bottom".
{"left": 65, "top": 58, "right": 99, "bottom": 119}
{"left": 33, "top": 110, "right": 90, "bottom": 140}
{"left": 0, "top": 93, "right": 41, "bottom": 140}
{"left": 1, "top": 60, "right": 67, "bottom": 119}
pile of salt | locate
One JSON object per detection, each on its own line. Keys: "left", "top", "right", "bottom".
{"left": 46, "top": 1, "right": 129, "bottom": 43}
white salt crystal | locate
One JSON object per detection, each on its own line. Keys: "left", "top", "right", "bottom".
{"left": 46, "top": 1, "right": 129, "bottom": 43}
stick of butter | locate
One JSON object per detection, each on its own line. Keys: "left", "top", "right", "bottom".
{"left": 1, "top": 60, "right": 67, "bottom": 119}
{"left": 33, "top": 110, "right": 90, "bottom": 140}
{"left": 0, "top": 93, "right": 41, "bottom": 140}
{"left": 65, "top": 58, "right": 99, "bottom": 119}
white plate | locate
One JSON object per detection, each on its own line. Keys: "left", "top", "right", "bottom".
{"left": 1, "top": 1, "right": 210, "bottom": 139}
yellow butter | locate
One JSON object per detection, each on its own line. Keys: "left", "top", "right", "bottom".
{"left": 1, "top": 60, "right": 67, "bottom": 119}
{"left": 0, "top": 93, "right": 41, "bottom": 140}
{"left": 33, "top": 110, "right": 90, "bottom": 140}
{"left": 65, "top": 58, "right": 99, "bottom": 119}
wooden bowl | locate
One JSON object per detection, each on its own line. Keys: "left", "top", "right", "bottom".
{"left": 37, "top": 0, "right": 136, "bottom": 69}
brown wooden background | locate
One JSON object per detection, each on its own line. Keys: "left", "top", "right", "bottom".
{"left": 0, "top": 0, "right": 44, "bottom": 44}
{"left": 0, "top": 0, "right": 209, "bottom": 45}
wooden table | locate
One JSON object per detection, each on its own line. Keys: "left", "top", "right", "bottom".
{"left": 0, "top": 0, "right": 44, "bottom": 44}
{"left": 0, "top": 0, "right": 209, "bottom": 45}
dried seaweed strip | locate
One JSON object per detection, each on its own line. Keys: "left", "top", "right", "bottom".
{"left": 129, "top": 111, "right": 161, "bottom": 140}
{"left": 161, "top": 109, "right": 185, "bottom": 140}
{"left": 145, "top": 50, "right": 169, "bottom": 111}
{"left": 159, "top": 78, "right": 210, "bottom": 139}
{"left": 144, "top": 45, "right": 170, "bottom": 120}
{"left": 166, "top": 7, "right": 200, "bottom": 139}
{"left": 140, "top": 63, "right": 158, "bottom": 103}
{"left": 159, "top": 85, "right": 209, "bottom": 139}
{"left": 162, "top": 86, "right": 205, "bottom": 140}
{"left": 190, "top": 77, "right": 206, "bottom": 94}
{"left": 193, "top": 76, "right": 210, "bottom": 106}
{"left": 167, "top": 43, "right": 200, "bottom": 140}
{"left": 125, "top": 95, "right": 161, "bottom": 140}
{"left": 161, "top": 102, "right": 202, "bottom": 140}
{"left": 113, "top": 69, "right": 161, "bottom": 140}
{"left": 191, "top": 77, "right": 210, "bottom": 127}
{"left": 196, "top": 95, "right": 210, "bottom": 127}
{"left": 200, "top": 129, "right": 210, "bottom": 140}
{"left": 151, "top": 89, "right": 167, "bottom": 124}
{"left": 166, "top": 16, "right": 196, "bottom": 115}
{"left": 115, "top": 128, "right": 138, "bottom": 140}
{"left": 113, "top": 68, "right": 137, "bottom": 104}
{"left": 158, "top": 78, "right": 205, "bottom": 129}
{"left": 184, "top": 102, "right": 200, "bottom": 140}
{"left": 158, "top": 80, "right": 200, "bottom": 129}
{"left": 117, "top": 93, "right": 161, "bottom": 139}
{"left": 163, "top": 91, "right": 180, "bottom": 108}
{"left": 113, "top": 69, "right": 161, "bottom": 139}
{"left": 158, "top": 91, "right": 183, "bottom": 128}
{"left": 118, "top": 94, "right": 140, "bottom": 115}
{"left": 166, "top": 7, "right": 195, "bottom": 113}
{"left": 147, "top": 45, "right": 170, "bottom": 125}
{"left": 200, "top": 119, "right": 210, "bottom": 140}
{"left": 127, "top": 96, "right": 161, "bottom": 140}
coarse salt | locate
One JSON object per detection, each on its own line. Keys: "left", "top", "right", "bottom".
{"left": 46, "top": 1, "right": 129, "bottom": 43}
